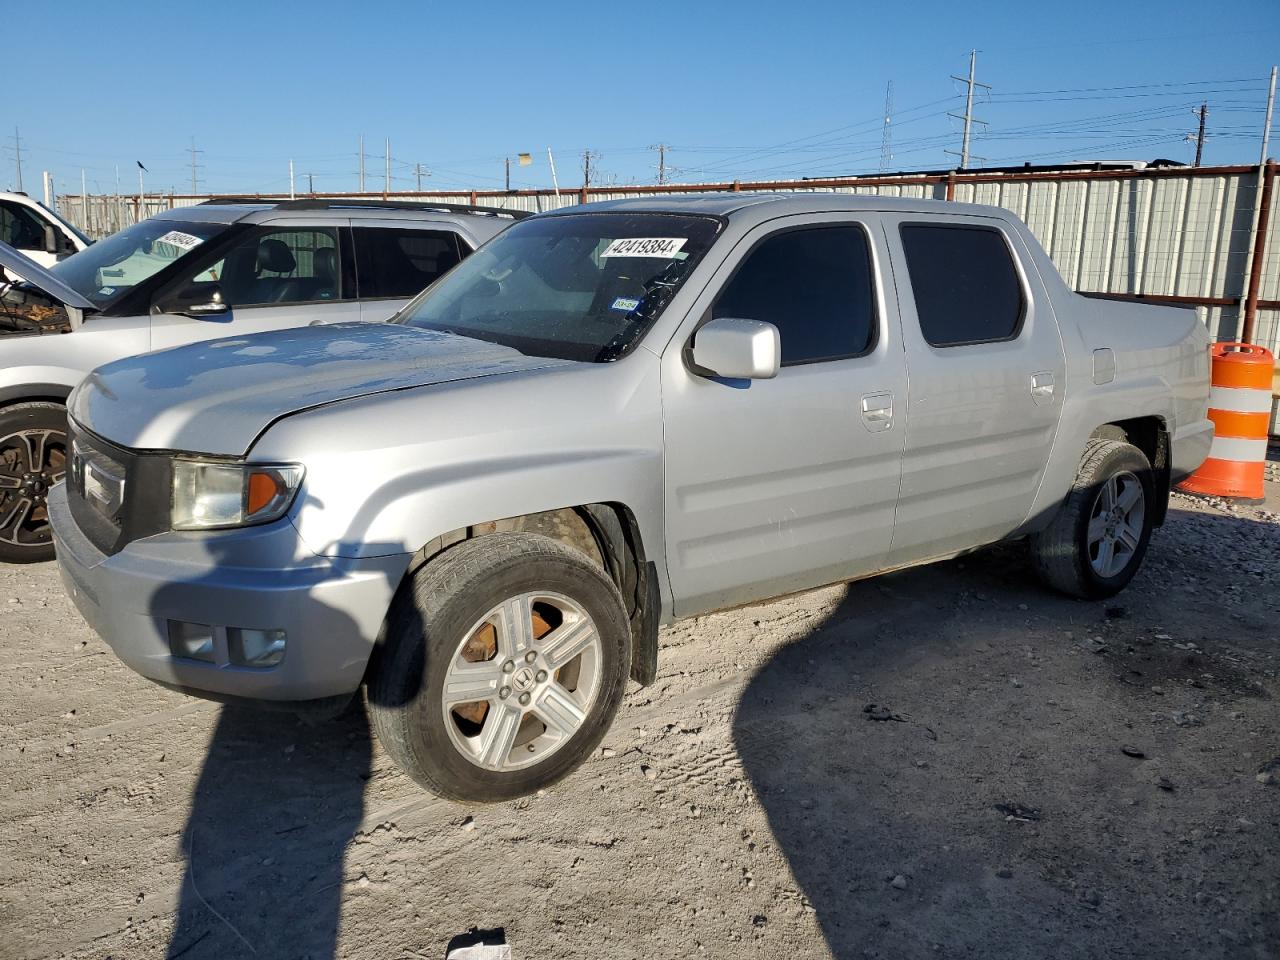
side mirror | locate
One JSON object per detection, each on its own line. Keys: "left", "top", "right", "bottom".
{"left": 42, "top": 225, "right": 59, "bottom": 255}
{"left": 156, "top": 283, "right": 229, "bottom": 319}
{"left": 689, "top": 317, "right": 780, "bottom": 380}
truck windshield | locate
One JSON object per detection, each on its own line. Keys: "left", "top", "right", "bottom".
{"left": 49, "top": 219, "right": 230, "bottom": 308}
{"left": 397, "top": 212, "right": 722, "bottom": 361}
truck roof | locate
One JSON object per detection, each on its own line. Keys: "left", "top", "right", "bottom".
{"left": 545, "top": 192, "right": 1007, "bottom": 221}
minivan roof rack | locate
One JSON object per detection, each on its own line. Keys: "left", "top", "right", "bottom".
{"left": 200, "top": 197, "right": 532, "bottom": 219}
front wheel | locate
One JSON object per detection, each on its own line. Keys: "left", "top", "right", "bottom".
{"left": 1030, "top": 439, "right": 1155, "bottom": 600}
{"left": 0, "top": 402, "right": 68, "bottom": 564}
{"left": 368, "top": 532, "right": 631, "bottom": 801}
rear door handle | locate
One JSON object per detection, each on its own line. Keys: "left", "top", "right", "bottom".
{"left": 1031, "top": 372, "right": 1055, "bottom": 405}
{"left": 860, "top": 392, "right": 894, "bottom": 432}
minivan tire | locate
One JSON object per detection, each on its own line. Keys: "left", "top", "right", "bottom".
{"left": 0, "top": 402, "right": 69, "bottom": 564}
{"left": 368, "top": 532, "right": 631, "bottom": 802}
{"left": 1031, "top": 439, "right": 1155, "bottom": 600}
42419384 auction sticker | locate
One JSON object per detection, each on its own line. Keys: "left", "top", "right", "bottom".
{"left": 600, "top": 237, "right": 687, "bottom": 258}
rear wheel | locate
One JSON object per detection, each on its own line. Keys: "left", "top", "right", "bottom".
{"left": 1030, "top": 439, "right": 1155, "bottom": 599}
{"left": 0, "top": 402, "right": 68, "bottom": 564}
{"left": 368, "top": 532, "right": 631, "bottom": 801}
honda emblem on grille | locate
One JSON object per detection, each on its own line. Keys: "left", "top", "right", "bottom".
{"left": 72, "top": 442, "right": 125, "bottom": 520}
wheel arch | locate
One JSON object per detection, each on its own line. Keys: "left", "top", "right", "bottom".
{"left": 394, "top": 501, "right": 660, "bottom": 687}
{"left": 1089, "top": 415, "right": 1170, "bottom": 526}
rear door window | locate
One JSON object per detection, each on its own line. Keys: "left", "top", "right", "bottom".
{"left": 353, "top": 228, "right": 468, "bottom": 299}
{"left": 899, "top": 224, "right": 1024, "bottom": 347}
{"left": 712, "top": 225, "right": 877, "bottom": 366}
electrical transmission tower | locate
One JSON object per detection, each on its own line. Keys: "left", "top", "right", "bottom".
{"left": 188, "top": 137, "right": 203, "bottom": 194}
{"left": 9, "top": 127, "right": 24, "bottom": 192}
{"left": 1186, "top": 103, "right": 1209, "bottom": 167}
{"left": 879, "top": 82, "right": 894, "bottom": 173}
{"left": 946, "top": 49, "right": 990, "bottom": 169}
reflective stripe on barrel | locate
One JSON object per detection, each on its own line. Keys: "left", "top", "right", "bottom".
{"left": 1178, "top": 342, "right": 1274, "bottom": 501}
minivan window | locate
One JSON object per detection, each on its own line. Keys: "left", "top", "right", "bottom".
{"left": 713, "top": 225, "right": 877, "bottom": 365}
{"left": 397, "top": 213, "right": 722, "bottom": 362}
{"left": 354, "top": 228, "right": 466, "bottom": 299}
{"left": 49, "top": 219, "right": 231, "bottom": 307}
{"left": 900, "top": 224, "right": 1024, "bottom": 347}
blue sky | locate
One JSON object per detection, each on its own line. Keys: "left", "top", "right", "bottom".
{"left": 7, "top": 0, "right": 1279, "bottom": 197}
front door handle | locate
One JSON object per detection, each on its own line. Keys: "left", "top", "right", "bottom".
{"left": 1031, "top": 372, "right": 1055, "bottom": 405}
{"left": 860, "top": 392, "right": 894, "bottom": 433}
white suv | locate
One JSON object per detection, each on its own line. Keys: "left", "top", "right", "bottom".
{"left": 0, "top": 198, "right": 524, "bottom": 562}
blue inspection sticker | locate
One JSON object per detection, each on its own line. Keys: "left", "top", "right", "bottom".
{"left": 610, "top": 297, "right": 641, "bottom": 312}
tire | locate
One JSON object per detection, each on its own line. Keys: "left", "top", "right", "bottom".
{"left": 1030, "top": 439, "right": 1155, "bottom": 600}
{"left": 368, "top": 532, "right": 631, "bottom": 802}
{"left": 0, "top": 402, "right": 68, "bottom": 564}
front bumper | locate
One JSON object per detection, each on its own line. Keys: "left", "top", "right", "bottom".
{"left": 50, "top": 483, "right": 411, "bottom": 702}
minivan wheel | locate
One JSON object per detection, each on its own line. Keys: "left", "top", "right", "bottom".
{"left": 0, "top": 402, "right": 68, "bottom": 564}
{"left": 368, "top": 532, "right": 631, "bottom": 801}
{"left": 1030, "top": 438, "right": 1155, "bottom": 600}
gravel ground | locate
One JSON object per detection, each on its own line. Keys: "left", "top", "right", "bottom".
{"left": 1, "top": 470, "right": 1277, "bottom": 960}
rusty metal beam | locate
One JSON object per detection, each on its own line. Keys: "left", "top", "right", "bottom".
{"left": 1242, "top": 161, "right": 1276, "bottom": 345}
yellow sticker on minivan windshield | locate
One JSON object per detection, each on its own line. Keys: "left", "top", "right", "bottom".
{"left": 600, "top": 238, "right": 687, "bottom": 258}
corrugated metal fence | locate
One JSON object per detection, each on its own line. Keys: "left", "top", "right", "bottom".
{"left": 56, "top": 162, "right": 1280, "bottom": 356}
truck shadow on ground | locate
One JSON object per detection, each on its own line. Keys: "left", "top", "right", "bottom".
{"left": 165, "top": 702, "right": 372, "bottom": 959}
{"left": 733, "top": 509, "right": 1279, "bottom": 960}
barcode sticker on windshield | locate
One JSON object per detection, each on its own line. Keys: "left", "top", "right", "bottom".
{"left": 600, "top": 237, "right": 687, "bottom": 259}
{"left": 154, "top": 230, "right": 203, "bottom": 251}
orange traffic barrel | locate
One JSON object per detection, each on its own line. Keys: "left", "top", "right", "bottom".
{"left": 1178, "top": 342, "right": 1274, "bottom": 502}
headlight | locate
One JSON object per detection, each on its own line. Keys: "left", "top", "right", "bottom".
{"left": 171, "top": 459, "right": 304, "bottom": 530}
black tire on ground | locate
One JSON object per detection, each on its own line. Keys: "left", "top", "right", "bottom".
{"left": 367, "top": 532, "right": 631, "bottom": 802}
{"left": 1030, "top": 438, "right": 1156, "bottom": 600}
{"left": 0, "top": 402, "right": 68, "bottom": 564}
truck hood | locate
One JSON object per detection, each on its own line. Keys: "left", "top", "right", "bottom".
{"left": 70, "top": 322, "right": 573, "bottom": 455}
{"left": 0, "top": 239, "right": 97, "bottom": 311}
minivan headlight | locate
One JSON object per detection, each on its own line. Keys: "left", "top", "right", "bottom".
{"left": 172, "top": 459, "right": 304, "bottom": 530}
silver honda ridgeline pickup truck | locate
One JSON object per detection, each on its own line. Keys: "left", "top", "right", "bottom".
{"left": 52, "top": 195, "right": 1213, "bottom": 801}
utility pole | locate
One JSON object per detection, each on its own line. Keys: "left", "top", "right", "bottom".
{"left": 879, "top": 81, "right": 895, "bottom": 173}
{"left": 547, "top": 147, "right": 560, "bottom": 198}
{"left": 582, "top": 149, "right": 598, "bottom": 188}
{"left": 358, "top": 135, "right": 365, "bottom": 192}
{"left": 188, "top": 137, "right": 203, "bottom": 194}
{"left": 289, "top": 158, "right": 295, "bottom": 199}
{"left": 1187, "top": 103, "right": 1208, "bottom": 167}
{"left": 505, "top": 156, "right": 512, "bottom": 191}
{"left": 947, "top": 50, "right": 990, "bottom": 169}
{"left": 384, "top": 138, "right": 391, "bottom": 196}
{"left": 11, "top": 127, "right": 23, "bottom": 192}
{"left": 1239, "top": 65, "right": 1277, "bottom": 344}
{"left": 649, "top": 143, "right": 669, "bottom": 185}
{"left": 414, "top": 163, "right": 427, "bottom": 191}
{"left": 307, "top": 172, "right": 315, "bottom": 194}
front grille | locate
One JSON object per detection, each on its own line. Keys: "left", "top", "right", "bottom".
{"left": 66, "top": 421, "right": 173, "bottom": 556}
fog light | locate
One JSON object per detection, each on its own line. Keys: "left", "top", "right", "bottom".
{"left": 168, "top": 621, "right": 215, "bottom": 662}
{"left": 228, "top": 628, "right": 287, "bottom": 667}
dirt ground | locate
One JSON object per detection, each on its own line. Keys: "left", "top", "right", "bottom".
{"left": 2, "top": 471, "right": 1277, "bottom": 960}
